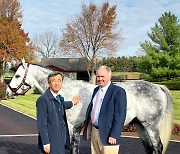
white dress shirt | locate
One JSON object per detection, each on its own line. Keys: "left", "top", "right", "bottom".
{"left": 91, "top": 81, "right": 111, "bottom": 126}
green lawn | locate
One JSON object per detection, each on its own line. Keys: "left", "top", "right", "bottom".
{"left": 0, "top": 93, "right": 40, "bottom": 119}
{"left": 4, "top": 71, "right": 14, "bottom": 78}
{"left": 0, "top": 91, "right": 180, "bottom": 124}
{"left": 171, "top": 90, "right": 180, "bottom": 124}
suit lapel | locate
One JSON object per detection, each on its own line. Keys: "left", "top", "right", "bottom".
{"left": 87, "top": 87, "right": 99, "bottom": 118}
{"left": 46, "top": 88, "right": 61, "bottom": 108}
{"left": 93, "top": 87, "right": 99, "bottom": 99}
{"left": 45, "top": 88, "right": 65, "bottom": 118}
{"left": 100, "top": 83, "right": 114, "bottom": 111}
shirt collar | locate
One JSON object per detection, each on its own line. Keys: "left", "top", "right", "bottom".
{"left": 99, "top": 81, "right": 111, "bottom": 92}
{"left": 50, "top": 89, "right": 59, "bottom": 99}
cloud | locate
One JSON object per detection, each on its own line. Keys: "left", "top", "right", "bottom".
{"left": 115, "top": 0, "right": 180, "bottom": 56}
{"left": 19, "top": 0, "right": 180, "bottom": 57}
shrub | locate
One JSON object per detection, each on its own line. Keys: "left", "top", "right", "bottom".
{"left": 172, "top": 123, "right": 180, "bottom": 135}
{"left": 0, "top": 82, "right": 6, "bottom": 100}
{"left": 122, "top": 123, "right": 180, "bottom": 136}
{"left": 122, "top": 124, "right": 136, "bottom": 132}
{"left": 154, "top": 81, "right": 180, "bottom": 90}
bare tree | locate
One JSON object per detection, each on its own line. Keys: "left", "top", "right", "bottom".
{"left": 60, "top": 2, "right": 122, "bottom": 83}
{"left": 33, "top": 31, "right": 60, "bottom": 58}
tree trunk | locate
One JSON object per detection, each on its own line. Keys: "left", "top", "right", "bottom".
{"left": 89, "top": 57, "right": 97, "bottom": 84}
{"left": 0, "top": 61, "right": 6, "bottom": 82}
{"left": 89, "top": 72, "right": 96, "bottom": 84}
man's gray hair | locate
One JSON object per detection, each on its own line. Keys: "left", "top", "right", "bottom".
{"left": 97, "top": 66, "right": 112, "bottom": 75}
{"left": 48, "top": 72, "right": 64, "bottom": 83}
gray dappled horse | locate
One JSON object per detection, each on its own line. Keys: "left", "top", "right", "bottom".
{"left": 6, "top": 61, "right": 173, "bottom": 154}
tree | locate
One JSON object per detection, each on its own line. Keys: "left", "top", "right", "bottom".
{"left": 100, "top": 56, "right": 140, "bottom": 73}
{"left": 33, "top": 31, "right": 60, "bottom": 58}
{"left": 0, "top": 0, "right": 22, "bottom": 20}
{"left": 60, "top": 2, "right": 122, "bottom": 83}
{"left": 140, "top": 12, "right": 180, "bottom": 81}
{"left": 0, "top": 0, "right": 35, "bottom": 81}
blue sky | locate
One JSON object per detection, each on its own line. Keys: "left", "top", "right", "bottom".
{"left": 19, "top": 0, "right": 180, "bottom": 57}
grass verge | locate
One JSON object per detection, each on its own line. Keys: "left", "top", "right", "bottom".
{"left": 171, "top": 90, "right": 180, "bottom": 124}
{"left": 0, "top": 93, "right": 39, "bottom": 119}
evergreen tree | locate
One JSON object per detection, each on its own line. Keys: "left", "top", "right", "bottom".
{"left": 140, "top": 12, "right": 180, "bottom": 81}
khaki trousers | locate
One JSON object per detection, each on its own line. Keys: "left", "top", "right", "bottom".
{"left": 91, "top": 126, "right": 119, "bottom": 154}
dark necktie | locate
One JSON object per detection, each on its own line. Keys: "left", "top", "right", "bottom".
{"left": 56, "top": 95, "right": 64, "bottom": 115}
{"left": 56, "top": 95, "right": 61, "bottom": 104}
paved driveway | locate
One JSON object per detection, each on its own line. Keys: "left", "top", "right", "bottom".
{"left": 0, "top": 104, "right": 179, "bottom": 154}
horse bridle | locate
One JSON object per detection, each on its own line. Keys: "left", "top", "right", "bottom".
{"left": 8, "top": 63, "right": 32, "bottom": 95}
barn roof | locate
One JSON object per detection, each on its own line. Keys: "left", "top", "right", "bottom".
{"left": 37, "top": 58, "right": 87, "bottom": 72}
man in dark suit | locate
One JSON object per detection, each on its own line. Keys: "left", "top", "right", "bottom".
{"left": 83, "top": 66, "right": 127, "bottom": 154}
{"left": 36, "top": 72, "right": 80, "bottom": 154}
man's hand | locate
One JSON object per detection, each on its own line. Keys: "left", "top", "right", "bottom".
{"left": 72, "top": 95, "right": 80, "bottom": 105}
{"left": 108, "top": 137, "right": 117, "bottom": 145}
{"left": 43, "top": 144, "right": 50, "bottom": 153}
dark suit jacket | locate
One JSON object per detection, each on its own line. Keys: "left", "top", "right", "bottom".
{"left": 83, "top": 83, "right": 127, "bottom": 145}
{"left": 36, "top": 88, "right": 73, "bottom": 154}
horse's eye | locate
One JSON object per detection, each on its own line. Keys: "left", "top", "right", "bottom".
{"left": 15, "top": 74, "right": 20, "bottom": 78}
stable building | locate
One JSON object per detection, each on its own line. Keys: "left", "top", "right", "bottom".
{"left": 37, "top": 58, "right": 89, "bottom": 81}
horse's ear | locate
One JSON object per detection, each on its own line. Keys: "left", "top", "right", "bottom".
{"left": 21, "top": 58, "right": 26, "bottom": 68}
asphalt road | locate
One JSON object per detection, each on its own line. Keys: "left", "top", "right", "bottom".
{"left": 0, "top": 104, "right": 179, "bottom": 154}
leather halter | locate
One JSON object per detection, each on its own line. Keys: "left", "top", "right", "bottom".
{"left": 8, "top": 63, "right": 31, "bottom": 95}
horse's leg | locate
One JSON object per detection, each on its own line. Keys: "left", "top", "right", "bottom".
{"left": 134, "top": 118, "right": 163, "bottom": 154}
{"left": 70, "top": 125, "right": 81, "bottom": 154}
{"left": 137, "top": 85, "right": 173, "bottom": 154}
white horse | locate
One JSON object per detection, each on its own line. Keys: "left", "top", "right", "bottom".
{"left": 6, "top": 61, "right": 173, "bottom": 154}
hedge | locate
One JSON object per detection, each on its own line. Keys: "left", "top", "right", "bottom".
{"left": 123, "top": 123, "right": 180, "bottom": 135}
{"left": 153, "top": 81, "right": 180, "bottom": 90}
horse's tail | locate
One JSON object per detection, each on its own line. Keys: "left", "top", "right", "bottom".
{"left": 159, "top": 85, "right": 174, "bottom": 154}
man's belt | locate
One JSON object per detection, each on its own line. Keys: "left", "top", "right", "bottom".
{"left": 93, "top": 124, "right": 99, "bottom": 129}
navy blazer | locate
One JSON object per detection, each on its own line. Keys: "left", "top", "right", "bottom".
{"left": 36, "top": 88, "right": 73, "bottom": 154}
{"left": 83, "top": 83, "right": 127, "bottom": 145}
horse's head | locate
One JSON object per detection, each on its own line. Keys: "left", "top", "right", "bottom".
{"left": 6, "top": 60, "right": 32, "bottom": 97}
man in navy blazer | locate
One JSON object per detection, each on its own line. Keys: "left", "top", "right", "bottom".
{"left": 83, "top": 66, "right": 127, "bottom": 154}
{"left": 36, "top": 72, "right": 80, "bottom": 154}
